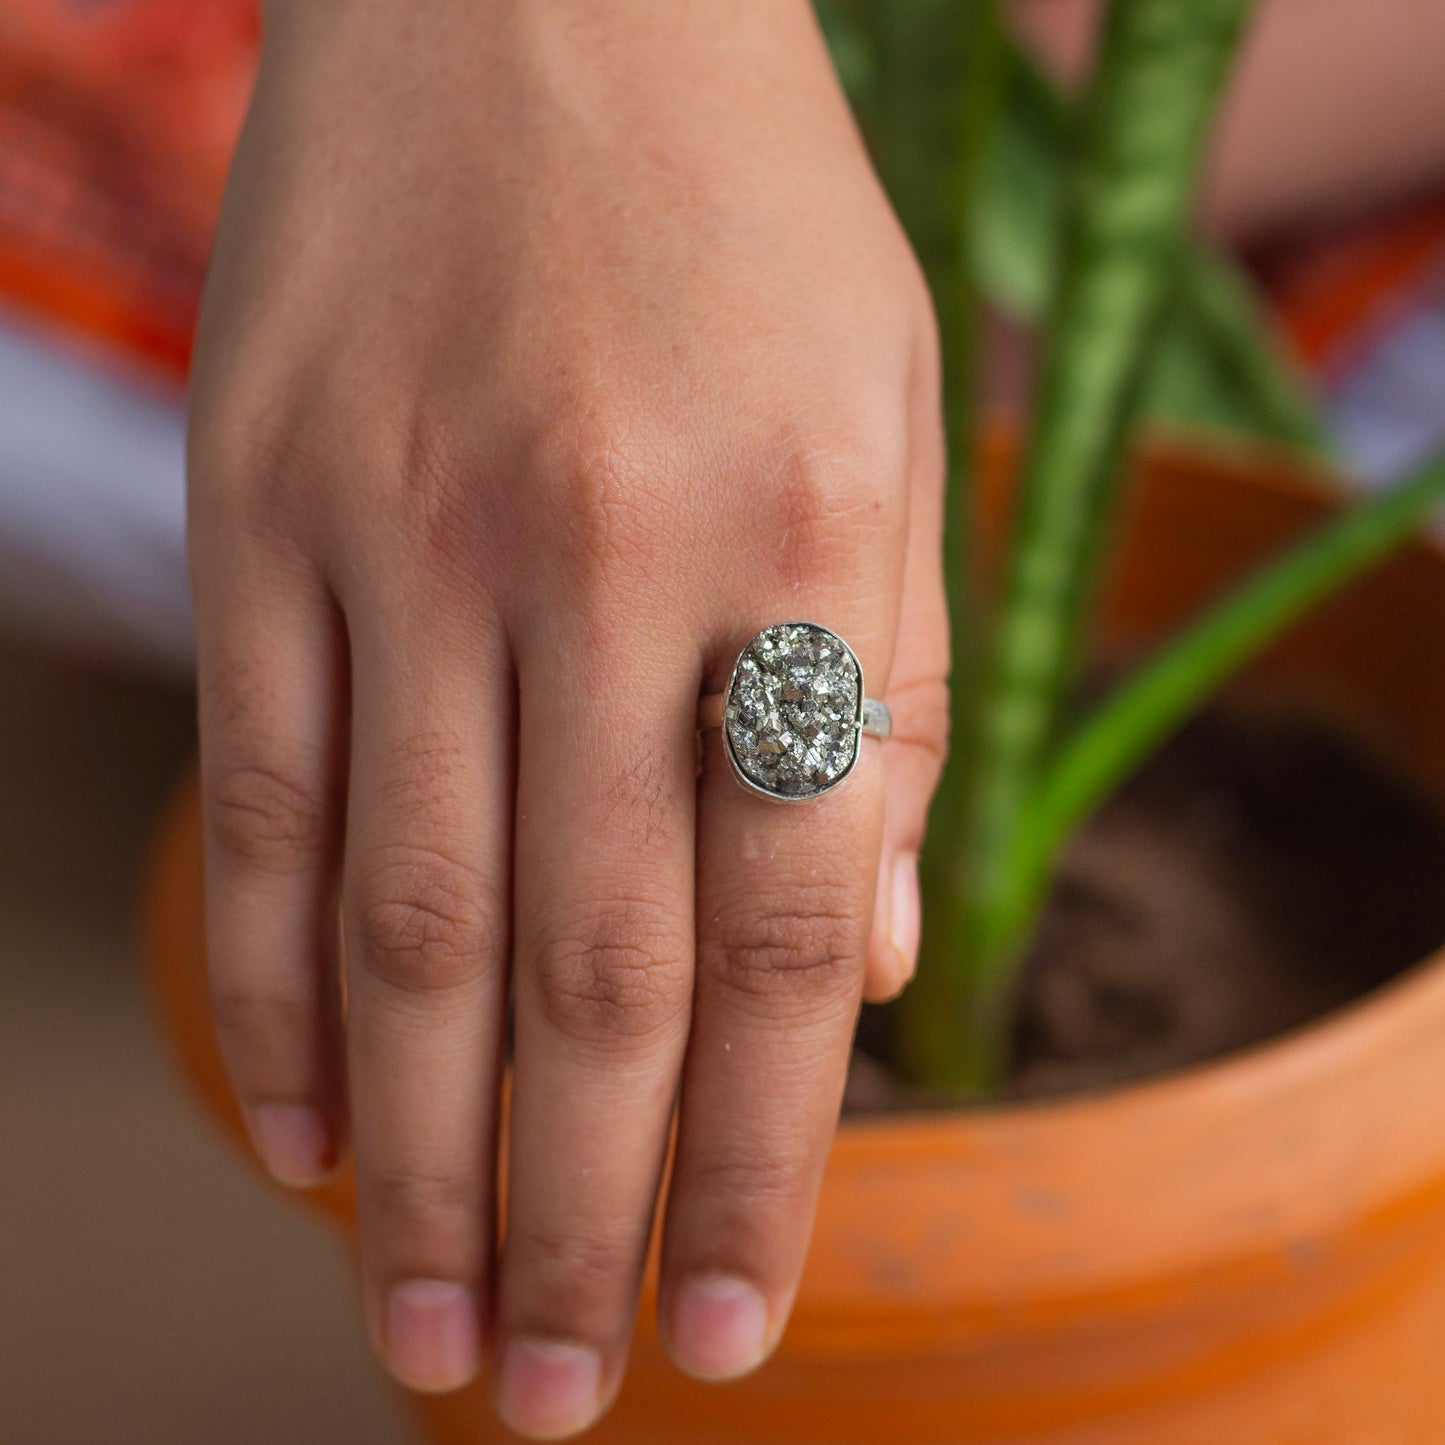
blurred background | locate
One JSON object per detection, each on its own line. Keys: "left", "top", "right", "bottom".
{"left": 2, "top": 1, "right": 1443, "bottom": 1441}
{"left": 0, "top": 3, "right": 408, "bottom": 1440}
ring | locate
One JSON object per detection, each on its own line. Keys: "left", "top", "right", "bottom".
{"left": 697, "top": 622, "right": 891, "bottom": 801}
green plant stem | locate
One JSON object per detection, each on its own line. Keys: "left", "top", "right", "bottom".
{"left": 899, "top": 0, "right": 1009, "bottom": 1082}
{"left": 982, "top": 450, "right": 1445, "bottom": 951}
{"left": 968, "top": 37, "right": 1327, "bottom": 458}
{"left": 908, "top": 0, "right": 1254, "bottom": 1090}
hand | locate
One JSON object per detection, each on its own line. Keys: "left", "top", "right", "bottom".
{"left": 187, "top": 0, "right": 947, "bottom": 1435}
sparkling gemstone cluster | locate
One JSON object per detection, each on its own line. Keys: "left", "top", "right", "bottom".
{"left": 723, "top": 623, "right": 862, "bottom": 799}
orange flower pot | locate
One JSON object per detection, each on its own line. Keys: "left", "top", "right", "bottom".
{"left": 146, "top": 441, "right": 1445, "bottom": 1442}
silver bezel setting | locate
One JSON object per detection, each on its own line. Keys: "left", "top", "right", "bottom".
{"left": 720, "top": 621, "right": 866, "bottom": 803}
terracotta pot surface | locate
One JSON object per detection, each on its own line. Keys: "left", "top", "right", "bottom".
{"left": 146, "top": 439, "right": 1445, "bottom": 1443}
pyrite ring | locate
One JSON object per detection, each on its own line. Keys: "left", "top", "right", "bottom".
{"left": 697, "top": 622, "right": 891, "bottom": 802}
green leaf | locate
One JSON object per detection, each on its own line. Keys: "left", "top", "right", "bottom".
{"left": 996, "top": 448, "right": 1445, "bottom": 946}
{"left": 968, "top": 40, "right": 1326, "bottom": 455}
{"left": 967, "top": 43, "right": 1067, "bottom": 321}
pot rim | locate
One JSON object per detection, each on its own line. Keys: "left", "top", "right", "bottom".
{"left": 783, "top": 944, "right": 1445, "bottom": 1350}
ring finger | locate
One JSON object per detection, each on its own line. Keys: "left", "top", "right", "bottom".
{"left": 661, "top": 602, "right": 897, "bottom": 1379}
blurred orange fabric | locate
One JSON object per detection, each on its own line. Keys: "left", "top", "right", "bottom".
{"left": 0, "top": 0, "right": 256, "bottom": 377}
{"left": 1267, "top": 198, "right": 1445, "bottom": 377}
{"left": 1, "top": 0, "right": 1441, "bottom": 389}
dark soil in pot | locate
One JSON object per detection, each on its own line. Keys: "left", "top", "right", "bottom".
{"left": 854, "top": 706, "right": 1445, "bottom": 1105}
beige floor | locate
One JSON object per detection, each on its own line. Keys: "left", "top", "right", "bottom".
{"left": 1, "top": 630, "right": 411, "bottom": 1445}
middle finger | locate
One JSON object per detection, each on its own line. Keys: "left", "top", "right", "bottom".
{"left": 495, "top": 623, "right": 698, "bottom": 1438}
{"left": 341, "top": 586, "right": 513, "bottom": 1395}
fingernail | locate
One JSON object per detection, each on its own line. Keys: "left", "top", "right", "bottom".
{"left": 496, "top": 1338, "right": 603, "bottom": 1438}
{"left": 250, "top": 1104, "right": 334, "bottom": 1187}
{"left": 385, "top": 1280, "right": 480, "bottom": 1394}
{"left": 889, "top": 853, "right": 921, "bottom": 981}
{"left": 669, "top": 1275, "right": 770, "bottom": 1381}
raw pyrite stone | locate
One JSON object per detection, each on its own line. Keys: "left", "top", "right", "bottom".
{"left": 723, "top": 623, "right": 863, "bottom": 800}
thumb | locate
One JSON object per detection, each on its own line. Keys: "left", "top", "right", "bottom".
{"left": 864, "top": 674, "right": 949, "bottom": 1002}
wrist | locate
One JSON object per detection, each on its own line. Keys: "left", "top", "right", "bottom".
{"left": 261, "top": 0, "right": 825, "bottom": 79}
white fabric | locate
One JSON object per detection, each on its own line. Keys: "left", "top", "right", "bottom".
{"left": 1328, "top": 286, "right": 1445, "bottom": 491}
{"left": 0, "top": 317, "right": 191, "bottom": 675}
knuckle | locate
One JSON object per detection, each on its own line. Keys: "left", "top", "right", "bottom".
{"left": 208, "top": 981, "right": 317, "bottom": 1066}
{"left": 758, "top": 442, "right": 894, "bottom": 586}
{"left": 351, "top": 844, "right": 502, "bottom": 996}
{"left": 190, "top": 400, "right": 329, "bottom": 543}
{"left": 505, "top": 1224, "right": 636, "bottom": 1338}
{"left": 515, "top": 1225, "right": 633, "bottom": 1295}
{"left": 681, "top": 1147, "right": 802, "bottom": 1218}
{"left": 539, "top": 404, "right": 671, "bottom": 584}
{"left": 364, "top": 1166, "right": 476, "bottom": 1242}
{"left": 395, "top": 408, "right": 469, "bottom": 502}
{"left": 386, "top": 410, "right": 489, "bottom": 577}
{"left": 532, "top": 901, "right": 687, "bottom": 1048}
{"left": 708, "top": 883, "right": 862, "bottom": 1004}
{"left": 205, "top": 753, "right": 330, "bottom": 874}
{"left": 316, "top": 403, "right": 502, "bottom": 603}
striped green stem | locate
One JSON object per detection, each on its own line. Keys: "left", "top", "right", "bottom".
{"left": 907, "top": 0, "right": 1254, "bottom": 1088}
